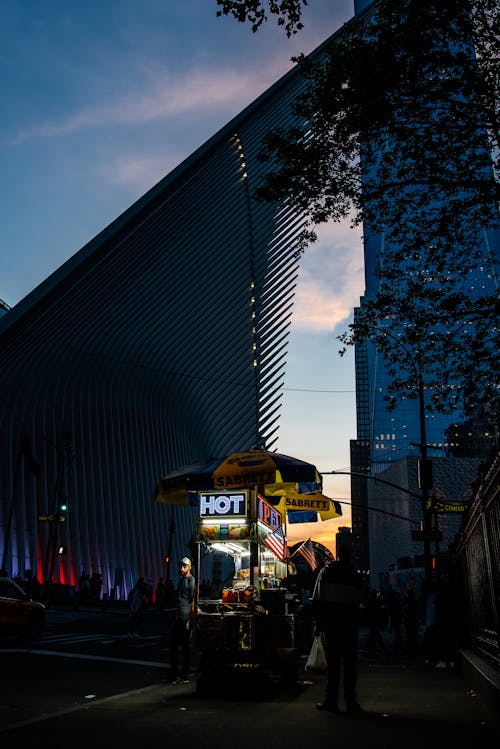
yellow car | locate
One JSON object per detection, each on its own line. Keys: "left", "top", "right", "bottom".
{"left": 0, "top": 577, "right": 46, "bottom": 641}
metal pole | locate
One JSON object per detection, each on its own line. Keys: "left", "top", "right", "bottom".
{"left": 418, "top": 371, "right": 433, "bottom": 587}
{"left": 45, "top": 447, "right": 66, "bottom": 585}
{"left": 43, "top": 438, "right": 70, "bottom": 587}
{"left": 250, "top": 486, "right": 258, "bottom": 587}
{"left": 366, "top": 328, "right": 434, "bottom": 584}
{"left": 165, "top": 506, "right": 176, "bottom": 588}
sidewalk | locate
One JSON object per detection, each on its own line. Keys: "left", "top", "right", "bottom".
{"left": 296, "top": 652, "right": 500, "bottom": 748}
{"left": 355, "top": 649, "right": 499, "bottom": 729}
{"left": 47, "top": 601, "right": 500, "bottom": 736}
{"left": 110, "top": 646, "right": 500, "bottom": 749}
{"left": 356, "top": 625, "right": 500, "bottom": 728}
{"left": 4, "top": 606, "right": 499, "bottom": 748}
{"left": 176, "top": 626, "right": 500, "bottom": 741}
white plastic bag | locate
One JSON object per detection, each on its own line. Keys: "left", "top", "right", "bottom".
{"left": 305, "top": 633, "right": 328, "bottom": 672}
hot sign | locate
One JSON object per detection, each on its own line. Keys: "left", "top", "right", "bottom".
{"left": 199, "top": 491, "right": 248, "bottom": 520}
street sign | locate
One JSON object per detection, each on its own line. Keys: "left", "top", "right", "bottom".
{"left": 426, "top": 499, "right": 469, "bottom": 513}
{"left": 411, "top": 529, "right": 443, "bottom": 542}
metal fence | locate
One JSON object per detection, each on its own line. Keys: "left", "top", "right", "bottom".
{"left": 451, "top": 451, "right": 500, "bottom": 668}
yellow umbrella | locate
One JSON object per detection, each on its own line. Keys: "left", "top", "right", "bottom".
{"left": 212, "top": 450, "right": 321, "bottom": 490}
{"left": 154, "top": 450, "right": 322, "bottom": 504}
{"left": 268, "top": 491, "right": 342, "bottom": 521}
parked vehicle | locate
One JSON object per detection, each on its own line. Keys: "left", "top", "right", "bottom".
{"left": 0, "top": 577, "right": 46, "bottom": 641}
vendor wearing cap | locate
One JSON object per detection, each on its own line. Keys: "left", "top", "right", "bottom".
{"left": 169, "top": 556, "right": 196, "bottom": 684}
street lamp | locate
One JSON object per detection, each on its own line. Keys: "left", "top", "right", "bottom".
{"left": 372, "top": 329, "right": 435, "bottom": 584}
{"left": 43, "top": 437, "right": 72, "bottom": 587}
{"left": 416, "top": 370, "right": 434, "bottom": 587}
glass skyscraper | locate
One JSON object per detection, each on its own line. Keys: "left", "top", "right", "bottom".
{"left": 350, "top": 1, "right": 499, "bottom": 586}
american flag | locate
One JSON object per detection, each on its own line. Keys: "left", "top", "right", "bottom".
{"left": 263, "top": 525, "right": 287, "bottom": 561}
{"left": 296, "top": 538, "right": 318, "bottom": 571}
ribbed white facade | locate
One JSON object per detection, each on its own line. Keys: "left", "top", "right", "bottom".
{"left": 0, "top": 26, "right": 346, "bottom": 599}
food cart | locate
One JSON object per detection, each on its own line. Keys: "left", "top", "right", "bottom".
{"left": 194, "top": 488, "right": 301, "bottom": 690}
{"left": 155, "top": 449, "right": 342, "bottom": 690}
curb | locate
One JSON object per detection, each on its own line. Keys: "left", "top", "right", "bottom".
{"left": 457, "top": 647, "right": 500, "bottom": 729}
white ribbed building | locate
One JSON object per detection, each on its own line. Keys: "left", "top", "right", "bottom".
{"left": 0, "top": 19, "right": 350, "bottom": 600}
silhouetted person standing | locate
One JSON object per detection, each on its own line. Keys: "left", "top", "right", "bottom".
{"left": 24, "top": 568, "right": 42, "bottom": 601}
{"left": 128, "top": 577, "right": 146, "bottom": 638}
{"left": 432, "top": 579, "right": 456, "bottom": 668}
{"left": 312, "top": 545, "right": 367, "bottom": 714}
{"left": 169, "top": 557, "right": 195, "bottom": 684}
{"left": 366, "top": 588, "right": 388, "bottom": 657}
{"left": 402, "top": 587, "right": 420, "bottom": 658}
{"left": 74, "top": 571, "right": 90, "bottom": 609}
{"left": 387, "top": 585, "right": 404, "bottom": 656}
{"left": 155, "top": 577, "right": 166, "bottom": 609}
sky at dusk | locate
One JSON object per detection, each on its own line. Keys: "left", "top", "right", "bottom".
{"left": 0, "top": 1, "right": 365, "bottom": 553}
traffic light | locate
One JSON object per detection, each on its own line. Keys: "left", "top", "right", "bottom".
{"left": 59, "top": 500, "right": 68, "bottom": 522}
{"left": 164, "top": 554, "right": 170, "bottom": 564}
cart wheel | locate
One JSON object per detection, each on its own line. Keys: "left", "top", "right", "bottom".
{"left": 196, "top": 672, "right": 212, "bottom": 696}
{"left": 280, "top": 659, "right": 299, "bottom": 686}
{"left": 196, "top": 666, "right": 222, "bottom": 694}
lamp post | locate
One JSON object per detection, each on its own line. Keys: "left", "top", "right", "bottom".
{"left": 416, "top": 371, "right": 434, "bottom": 587}
{"left": 42, "top": 435, "right": 72, "bottom": 589}
{"left": 366, "top": 328, "right": 435, "bottom": 586}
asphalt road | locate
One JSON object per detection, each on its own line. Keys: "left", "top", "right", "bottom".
{"left": 1, "top": 605, "right": 498, "bottom": 749}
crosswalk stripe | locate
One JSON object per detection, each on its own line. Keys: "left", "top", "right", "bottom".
{"left": 0, "top": 647, "right": 167, "bottom": 668}
{"left": 41, "top": 633, "right": 106, "bottom": 644}
{"left": 38, "top": 632, "right": 161, "bottom": 646}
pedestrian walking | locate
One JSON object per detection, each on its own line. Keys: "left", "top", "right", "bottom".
{"left": 23, "top": 568, "right": 42, "bottom": 601}
{"left": 169, "top": 557, "right": 195, "bottom": 684}
{"left": 155, "top": 577, "right": 166, "bottom": 609}
{"left": 312, "top": 545, "right": 367, "bottom": 714}
{"left": 429, "top": 579, "right": 456, "bottom": 669}
{"left": 365, "top": 588, "right": 388, "bottom": 657}
{"left": 402, "top": 587, "right": 420, "bottom": 658}
{"left": 128, "top": 577, "right": 146, "bottom": 638}
{"left": 89, "top": 570, "right": 103, "bottom": 605}
{"left": 73, "top": 571, "right": 90, "bottom": 609}
{"left": 387, "top": 586, "right": 404, "bottom": 656}
{"left": 145, "top": 577, "right": 154, "bottom": 606}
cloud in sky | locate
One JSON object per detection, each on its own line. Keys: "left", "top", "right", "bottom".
{"left": 104, "top": 155, "right": 181, "bottom": 191}
{"left": 1, "top": 0, "right": 361, "bottom": 551}
{"left": 291, "top": 219, "right": 365, "bottom": 333}
{"left": 293, "top": 285, "right": 351, "bottom": 332}
{"left": 11, "top": 60, "right": 295, "bottom": 144}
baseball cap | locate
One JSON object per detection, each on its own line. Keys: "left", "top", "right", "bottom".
{"left": 180, "top": 557, "right": 191, "bottom": 566}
